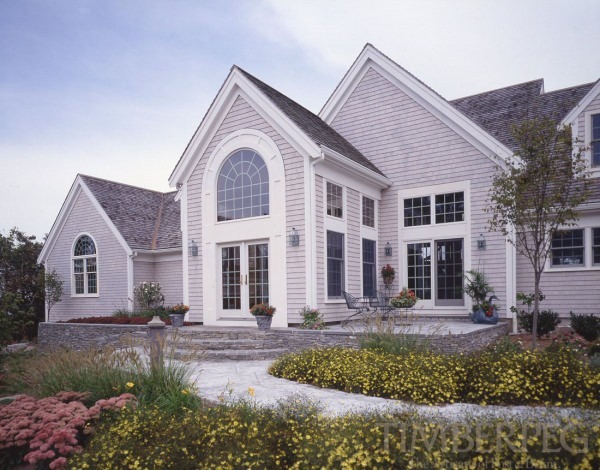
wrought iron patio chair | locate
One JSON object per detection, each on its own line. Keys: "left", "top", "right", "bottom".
{"left": 342, "top": 291, "right": 370, "bottom": 326}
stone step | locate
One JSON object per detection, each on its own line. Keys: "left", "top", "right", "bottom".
{"left": 176, "top": 331, "right": 278, "bottom": 341}
{"left": 174, "top": 348, "right": 288, "bottom": 362}
{"left": 169, "top": 338, "right": 284, "bottom": 351}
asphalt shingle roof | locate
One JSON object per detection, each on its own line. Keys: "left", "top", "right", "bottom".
{"left": 237, "top": 67, "right": 384, "bottom": 176}
{"left": 80, "top": 175, "right": 181, "bottom": 250}
{"left": 451, "top": 80, "right": 599, "bottom": 203}
{"left": 451, "top": 79, "right": 595, "bottom": 153}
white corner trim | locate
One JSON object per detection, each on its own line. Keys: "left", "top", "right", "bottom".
{"left": 319, "top": 44, "right": 515, "bottom": 165}
{"left": 169, "top": 68, "right": 321, "bottom": 188}
{"left": 561, "top": 79, "right": 600, "bottom": 126}
{"left": 180, "top": 183, "right": 190, "bottom": 306}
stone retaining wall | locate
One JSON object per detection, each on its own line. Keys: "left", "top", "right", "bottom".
{"left": 38, "top": 321, "right": 509, "bottom": 355}
{"left": 38, "top": 323, "right": 150, "bottom": 352}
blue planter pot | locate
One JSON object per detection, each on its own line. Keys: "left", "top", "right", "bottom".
{"left": 255, "top": 315, "right": 273, "bottom": 331}
{"left": 471, "top": 307, "right": 498, "bottom": 325}
{"left": 169, "top": 314, "right": 185, "bottom": 327}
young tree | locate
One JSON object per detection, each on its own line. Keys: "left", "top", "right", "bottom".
{"left": 45, "top": 269, "right": 64, "bottom": 320}
{"left": 488, "top": 117, "right": 590, "bottom": 348}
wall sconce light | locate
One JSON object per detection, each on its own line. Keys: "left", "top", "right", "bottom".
{"left": 188, "top": 239, "right": 198, "bottom": 257}
{"left": 288, "top": 227, "right": 300, "bottom": 247}
{"left": 477, "top": 233, "right": 486, "bottom": 250}
{"left": 384, "top": 242, "right": 393, "bottom": 257}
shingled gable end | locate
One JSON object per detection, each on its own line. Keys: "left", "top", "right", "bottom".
{"left": 40, "top": 44, "right": 600, "bottom": 326}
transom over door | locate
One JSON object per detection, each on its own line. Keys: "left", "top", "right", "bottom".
{"left": 220, "top": 242, "right": 269, "bottom": 318}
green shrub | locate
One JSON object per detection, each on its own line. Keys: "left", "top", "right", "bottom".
{"left": 298, "top": 306, "right": 326, "bottom": 330}
{"left": 68, "top": 402, "right": 600, "bottom": 469}
{"left": 570, "top": 312, "right": 600, "bottom": 342}
{"left": 269, "top": 347, "right": 600, "bottom": 408}
{"left": 517, "top": 309, "right": 561, "bottom": 337}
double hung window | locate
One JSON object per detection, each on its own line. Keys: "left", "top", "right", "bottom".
{"left": 327, "top": 231, "right": 345, "bottom": 298}
{"left": 327, "top": 183, "right": 343, "bottom": 218}
{"left": 592, "top": 114, "right": 600, "bottom": 167}
{"left": 551, "top": 230, "right": 585, "bottom": 266}
{"left": 73, "top": 235, "right": 97, "bottom": 295}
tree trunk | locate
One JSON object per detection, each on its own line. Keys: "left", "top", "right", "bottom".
{"left": 532, "top": 271, "right": 541, "bottom": 350}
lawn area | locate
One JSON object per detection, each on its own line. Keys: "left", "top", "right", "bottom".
{"left": 1, "top": 333, "right": 599, "bottom": 469}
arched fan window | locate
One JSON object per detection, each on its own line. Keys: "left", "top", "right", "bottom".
{"left": 72, "top": 235, "right": 98, "bottom": 295}
{"left": 216, "top": 149, "right": 269, "bottom": 222}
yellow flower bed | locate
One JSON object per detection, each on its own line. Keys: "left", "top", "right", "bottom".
{"left": 69, "top": 403, "right": 600, "bottom": 468}
{"left": 269, "top": 347, "right": 600, "bottom": 408}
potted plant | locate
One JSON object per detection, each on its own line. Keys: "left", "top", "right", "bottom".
{"left": 381, "top": 264, "right": 395, "bottom": 287}
{"left": 250, "top": 303, "right": 276, "bottom": 331}
{"left": 167, "top": 304, "right": 189, "bottom": 327}
{"left": 463, "top": 270, "right": 499, "bottom": 325}
{"left": 389, "top": 287, "right": 418, "bottom": 309}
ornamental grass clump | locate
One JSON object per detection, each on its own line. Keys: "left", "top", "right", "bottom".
{"left": 68, "top": 402, "right": 600, "bottom": 468}
{"left": 3, "top": 333, "right": 202, "bottom": 413}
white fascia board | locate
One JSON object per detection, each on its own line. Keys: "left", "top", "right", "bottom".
{"left": 38, "top": 177, "right": 82, "bottom": 264}
{"left": 78, "top": 180, "right": 133, "bottom": 257}
{"left": 577, "top": 202, "right": 600, "bottom": 212}
{"left": 561, "top": 79, "right": 600, "bottom": 126}
{"left": 320, "top": 45, "right": 515, "bottom": 165}
{"left": 320, "top": 145, "right": 392, "bottom": 189}
{"left": 169, "top": 68, "right": 321, "bottom": 188}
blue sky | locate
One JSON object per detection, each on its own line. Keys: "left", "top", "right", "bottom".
{"left": 1, "top": 0, "right": 599, "bottom": 240}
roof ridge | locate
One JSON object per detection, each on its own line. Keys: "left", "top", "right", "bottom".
{"left": 150, "top": 193, "right": 166, "bottom": 251}
{"left": 79, "top": 174, "right": 170, "bottom": 196}
{"left": 451, "top": 78, "right": 544, "bottom": 102}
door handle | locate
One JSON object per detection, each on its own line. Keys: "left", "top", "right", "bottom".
{"left": 245, "top": 274, "right": 248, "bottom": 285}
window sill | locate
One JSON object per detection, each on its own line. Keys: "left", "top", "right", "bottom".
{"left": 325, "top": 299, "right": 346, "bottom": 304}
{"left": 71, "top": 294, "right": 100, "bottom": 298}
{"left": 545, "top": 265, "right": 600, "bottom": 272}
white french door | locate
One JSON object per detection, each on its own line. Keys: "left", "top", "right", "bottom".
{"left": 219, "top": 241, "right": 269, "bottom": 318}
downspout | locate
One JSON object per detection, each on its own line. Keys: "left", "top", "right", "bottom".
{"left": 307, "top": 150, "right": 325, "bottom": 307}
{"left": 128, "top": 251, "right": 138, "bottom": 311}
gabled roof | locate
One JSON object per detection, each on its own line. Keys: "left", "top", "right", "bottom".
{"left": 451, "top": 80, "right": 595, "bottom": 152}
{"left": 237, "top": 68, "right": 383, "bottom": 176}
{"left": 169, "top": 65, "right": 389, "bottom": 188}
{"left": 38, "top": 175, "right": 181, "bottom": 264}
{"left": 320, "top": 43, "right": 515, "bottom": 164}
{"left": 80, "top": 175, "right": 181, "bottom": 251}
